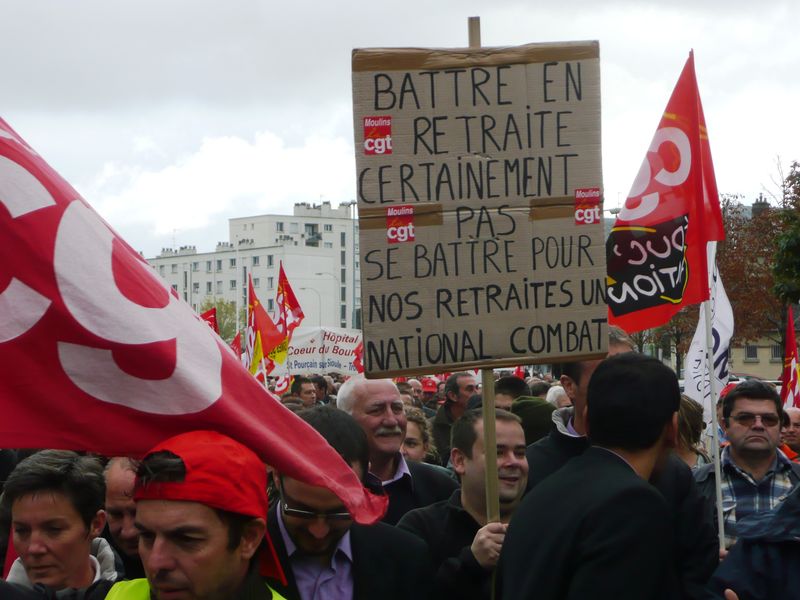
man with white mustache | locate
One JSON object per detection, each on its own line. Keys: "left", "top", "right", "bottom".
{"left": 337, "top": 376, "right": 458, "bottom": 525}
{"left": 398, "top": 409, "right": 528, "bottom": 599}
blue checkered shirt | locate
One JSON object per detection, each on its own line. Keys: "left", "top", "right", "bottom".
{"left": 718, "top": 446, "right": 797, "bottom": 547}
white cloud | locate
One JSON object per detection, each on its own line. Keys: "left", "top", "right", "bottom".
{"left": 84, "top": 131, "right": 355, "bottom": 254}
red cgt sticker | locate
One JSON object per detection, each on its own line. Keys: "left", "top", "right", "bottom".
{"left": 574, "top": 188, "right": 602, "bottom": 225}
{"left": 386, "top": 205, "right": 415, "bottom": 243}
{"left": 363, "top": 116, "right": 392, "bottom": 155}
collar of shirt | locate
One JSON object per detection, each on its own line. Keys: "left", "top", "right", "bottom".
{"left": 591, "top": 446, "right": 638, "bottom": 474}
{"left": 721, "top": 446, "right": 790, "bottom": 480}
{"left": 565, "top": 416, "right": 584, "bottom": 438}
{"left": 380, "top": 452, "right": 412, "bottom": 486}
{"left": 276, "top": 505, "right": 353, "bottom": 563}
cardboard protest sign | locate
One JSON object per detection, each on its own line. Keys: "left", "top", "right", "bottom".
{"left": 285, "top": 327, "right": 362, "bottom": 376}
{"left": 352, "top": 41, "right": 607, "bottom": 377}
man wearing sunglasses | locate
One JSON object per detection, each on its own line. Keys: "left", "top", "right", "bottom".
{"left": 268, "top": 406, "right": 434, "bottom": 600}
{"left": 694, "top": 379, "right": 800, "bottom": 548}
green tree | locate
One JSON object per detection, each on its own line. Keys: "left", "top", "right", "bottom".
{"left": 198, "top": 298, "right": 245, "bottom": 344}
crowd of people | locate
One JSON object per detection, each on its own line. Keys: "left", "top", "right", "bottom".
{"left": 1, "top": 327, "right": 798, "bottom": 599}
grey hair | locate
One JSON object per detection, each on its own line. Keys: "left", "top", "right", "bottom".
{"left": 545, "top": 385, "right": 568, "bottom": 407}
{"left": 336, "top": 376, "right": 364, "bottom": 414}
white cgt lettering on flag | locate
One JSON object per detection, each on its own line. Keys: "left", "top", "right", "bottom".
{"left": 53, "top": 201, "right": 222, "bottom": 415}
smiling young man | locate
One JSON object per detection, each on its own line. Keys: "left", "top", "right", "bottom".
{"left": 398, "top": 409, "right": 528, "bottom": 600}
{"left": 101, "top": 430, "right": 289, "bottom": 600}
{"left": 2, "top": 450, "right": 119, "bottom": 592}
{"left": 695, "top": 379, "right": 800, "bottom": 547}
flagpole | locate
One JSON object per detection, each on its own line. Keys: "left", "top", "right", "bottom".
{"left": 702, "top": 258, "right": 726, "bottom": 552}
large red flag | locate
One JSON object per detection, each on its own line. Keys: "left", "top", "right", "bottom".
{"left": 0, "top": 118, "right": 387, "bottom": 523}
{"left": 781, "top": 306, "right": 800, "bottom": 408}
{"left": 607, "top": 52, "right": 724, "bottom": 333}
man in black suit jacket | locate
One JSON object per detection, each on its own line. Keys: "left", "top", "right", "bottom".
{"left": 498, "top": 353, "right": 681, "bottom": 600}
{"left": 526, "top": 333, "right": 717, "bottom": 600}
{"left": 337, "top": 376, "right": 457, "bottom": 525}
{"left": 267, "top": 406, "right": 434, "bottom": 600}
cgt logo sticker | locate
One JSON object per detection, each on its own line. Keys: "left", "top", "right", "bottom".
{"left": 574, "top": 188, "right": 602, "bottom": 225}
{"left": 363, "top": 116, "right": 392, "bottom": 155}
{"left": 386, "top": 205, "right": 415, "bottom": 243}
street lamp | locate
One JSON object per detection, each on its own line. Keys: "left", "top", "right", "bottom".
{"left": 315, "top": 271, "right": 342, "bottom": 326}
{"left": 300, "top": 287, "right": 322, "bottom": 326}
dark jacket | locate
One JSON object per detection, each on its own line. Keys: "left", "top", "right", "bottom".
{"left": 398, "top": 490, "right": 489, "bottom": 600}
{"left": 431, "top": 403, "right": 456, "bottom": 466}
{"left": 266, "top": 505, "right": 434, "bottom": 600}
{"left": 526, "top": 407, "right": 718, "bottom": 600}
{"left": 498, "top": 447, "right": 675, "bottom": 600}
{"left": 706, "top": 483, "right": 800, "bottom": 599}
{"left": 381, "top": 458, "right": 459, "bottom": 525}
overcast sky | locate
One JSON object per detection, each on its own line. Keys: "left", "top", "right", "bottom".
{"left": 2, "top": 0, "right": 795, "bottom": 257}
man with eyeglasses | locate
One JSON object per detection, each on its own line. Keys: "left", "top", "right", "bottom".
{"left": 694, "top": 379, "right": 800, "bottom": 548}
{"left": 268, "top": 406, "right": 434, "bottom": 600}
{"left": 432, "top": 372, "right": 478, "bottom": 466}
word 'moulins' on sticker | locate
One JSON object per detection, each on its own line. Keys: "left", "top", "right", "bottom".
{"left": 386, "top": 205, "right": 415, "bottom": 243}
{"left": 574, "top": 188, "right": 602, "bottom": 225}
{"left": 363, "top": 116, "right": 392, "bottom": 155}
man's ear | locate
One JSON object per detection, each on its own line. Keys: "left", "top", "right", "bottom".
{"left": 239, "top": 518, "right": 267, "bottom": 560}
{"left": 451, "top": 448, "right": 468, "bottom": 476}
{"left": 89, "top": 509, "right": 106, "bottom": 539}
{"left": 664, "top": 412, "right": 679, "bottom": 449}
{"left": 560, "top": 375, "right": 578, "bottom": 402}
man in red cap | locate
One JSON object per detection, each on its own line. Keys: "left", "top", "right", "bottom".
{"left": 103, "top": 430, "right": 289, "bottom": 600}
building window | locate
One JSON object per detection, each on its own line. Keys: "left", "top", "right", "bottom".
{"left": 216, "top": 259, "right": 222, "bottom": 271}
{"left": 252, "top": 256, "right": 260, "bottom": 266}
{"left": 289, "top": 222, "right": 299, "bottom": 234}
{"left": 340, "top": 305, "right": 347, "bottom": 323}
{"left": 267, "top": 299, "right": 275, "bottom": 312}
{"left": 230, "top": 280, "right": 237, "bottom": 290}
{"left": 206, "top": 260, "right": 212, "bottom": 272}
{"left": 771, "top": 344, "right": 783, "bottom": 361}
{"left": 171, "top": 284, "right": 178, "bottom": 292}
{"left": 267, "top": 276, "right": 274, "bottom": 289}
{"left": 192, "top": 282, "right": 199, "bottom": 294}
{"left": 324, "top": 242, "right": 333, "bottom": 248}
{"left": 216, "top": 281, "right": 223, "bottom": 294}
{"left": 171, "top": 264, "right": 178, "bottom": 274}
{"left": 192, "top": 262, "right": 199, "bottom": 272}
{"left": 276, "top": 222, "right": 284, "bottom": 232}
{"left": 229, "top": 258, "right": 236, "bottom": 268}
{"left": 254, "top": 278, "right": 260, "bottom": 288}
{"left": 324, "top": 224, "right": 333, "bottom": 232}
{"left": 267, "top": 255, "right": 274, "bottom": 267}
{"left": 340, "top": 232, "right": 346, "bottom": 247}
{"left": 340, "top": 250, "right": 346, "bottom": 266}
{"left": 744, "top": 344, "right": 758, "bottom": 361}
{"left": 341, "top": 268, "right": 346, "bottom": 283}
{"left": 340, "top": 287, "right": 346, "bottom": 303}
{"left": 206, "top": 282, "right": 212, "bottom": 294}
{"left": 158, "top": 265, "right": 165, "bottom": 276}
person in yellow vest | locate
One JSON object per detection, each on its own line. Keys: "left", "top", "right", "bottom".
{"left": 104, "top": 430, "right": 289, "bottom": 600}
